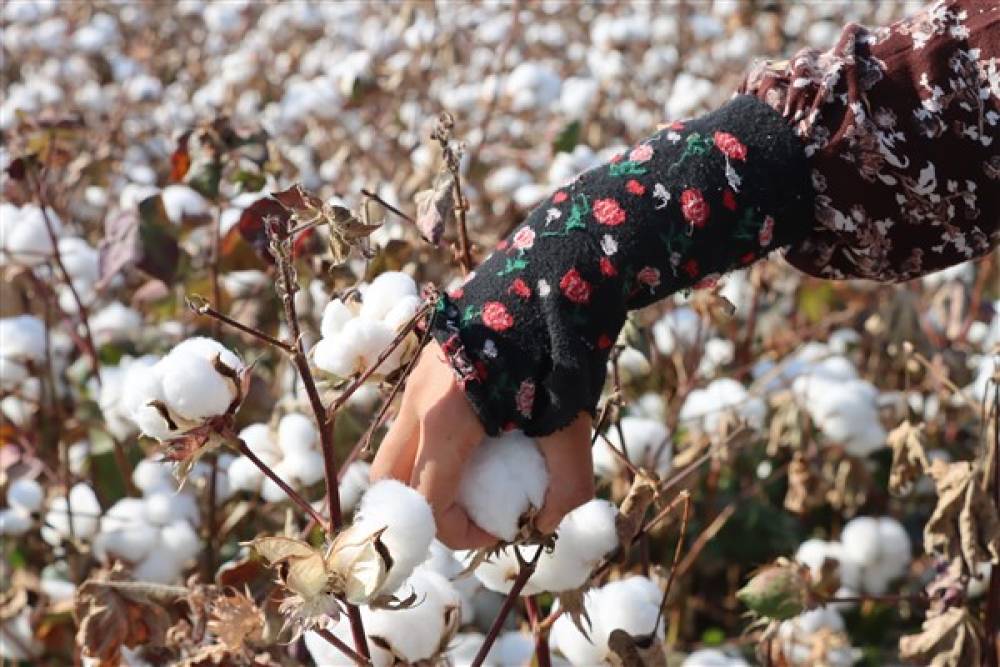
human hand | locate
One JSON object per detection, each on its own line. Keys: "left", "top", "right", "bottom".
{"left": 370, "top": 340, "right": 595, "bottom": 549}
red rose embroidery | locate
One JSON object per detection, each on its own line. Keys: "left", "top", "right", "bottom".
{"left": 609, "top": 152, "right": 624, "bottom": 164}
{"left": 629, "top": 144, "right": 653, "bottom": 163}
{"left": 626, "top": 179, "right": 645, "bottom": 196}
{"left": 683, "top": 259, "right": 700, "bottom": 278}
{"left": 680, "top": 188, "right": 710, "bottom": 229}
{"left": 597, "top": 334, "right": 612, "bottom": 350}
{"left": 694, "top": 273, "right": 720, "bottom": 290}
{"left": 512, "top": 227, "right": 536, "bottom": 250}
{"left": 559, "top": 268, "right": 592, "bottom": 304}
{"left": 552, "top": 191, "right": 568, "bottom": 204}
{"left": 509, "top": 278, "right": 532, "bottom": 299}
{"left": 758, "top": 215, "right": 775, "bottom": 247}
{"left": 722, "top": 189, "right": 738, "bottom": 211}
{"left": 713, "top": 131, "right": 747, "bottom": 161}
{"left": 637, "top": 266, "right": 661, "bottom": 289}
{"left": 668, "top": 120, "right": 685, "bottom": 131}
{"left": 449, "top": 288, "right": 464, "bottom": 300}
{"left": 593, "top": 198, "right": 626, "bottom": 227}
{"left": 599, "top": 256, "right": 617, "bottom": 277}
{"left": 496, "top": 239, "right": 509, "bottom": 251}
{"left": 482, "top": 301, "right": 514, "bottom": 331}
{"left": 515, "top": 379, "right": 535, "bottom": 418}
{"left": 740, "top": 251, "right": 756, "bottom": 265}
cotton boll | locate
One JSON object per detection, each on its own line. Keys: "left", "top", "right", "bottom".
{"left": 653, "top": 307, "right": 701, "bottom": 355}
{"left": 531, "top": 500, "right": 619, "bottom": 593}
{"left": 383, "top": 295, "right": 422, "bottom": 332}
{"left": 304, "top": 620, "right": 360, "bottom": 667}
{"left": 7, "top": 477, "right": 43, "bottom": 513}
{"left": 792, "top": 375, "right": 886, "bottom": 456}
{"left": 839, "top": 516, "right": 911, "bottom": 594}
{"left": 279, "top": 450, "right": 326, "bottom": 487}
{"left": 227, "top": 455, "right": 265, "bottom": 493}
{"left": 0, "top": 315, "right": 46, "bottom": 363}
{"left": 491, "top": 631, "right": 535, "bottom": 666}
{"left": 339, "top": 461, "right": 371, "bottom": 514}
{"left": 160, "top": 520, "right": 201, "bottom": 564}
{"left": 551, "top": 611, "right": 606, "bottom": 665}
{"left": 473, "top": 548, "right": 525, "bottom": 595}
{"left": 144, "top": 490, "right": 199, "bottom": 528}
{"left": 132, "top": 548, "right": 184, "bottom": 584}
{"left": 45, "top": 483, "right": 101, "bottom": 540}
{"left": 354, "top": 479, "right": 436, "bottom": 595}
{"left": 839, "top": 517, "right": 879, "bottom": 565}
{"left": 89, "top": 302, "right": 143, "bottom": 345}
{"left": 359, "top": 271, "right": 418, "bottom": 321}
{"left": 680, "top": 378, "right": 765, "bottom": 435}
{"left": 0, "top": 205, "right": 60, "bottom": 266}
{"left": 260, "top": 475, "right": 291, "bottom": 503}
{"left": 168, "top": 336, "right": 243, "bottom": 373}
{"left": 321, "top": 298, "right": 355, "bottom": 338}
{"left": 698, "top": 338, "right": 735, "bottom": 377}
{"left": 594, "top": 416, "right": 672, "bottom": 479}
{"left": 0, "top": 508, "right": 32, "bottom": 535}
{"left": 277, "top": 412, "right": 318, "bottom": 457}
{"left": 94, "top": 518, "right": 157, "bottom": 563}
{"left": 615, "top": 346, "right": 651, "bottom": 382}
{"left": 132, "top": 459, "right": 176, "bottom": 495}
{"left": 160, "top": 350, "right": 235, "bottom": 421}
{"left": 458, "top": 432, "right": 548, "bottom": 541}
{"left": 312, "top": 336, "right": 359, "bottom": 378}
{"left": 362, "top": 569, "right": 460, "bottom": 664}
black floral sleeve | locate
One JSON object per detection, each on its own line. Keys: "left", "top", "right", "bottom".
{"left": 430, "top": 95, "right": 815, "bottom": 437}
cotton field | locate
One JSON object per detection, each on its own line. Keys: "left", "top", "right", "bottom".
{"left": 1, "top": 1, "right": 997, "bottom": 666}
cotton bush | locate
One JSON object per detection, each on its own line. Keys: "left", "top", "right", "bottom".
{"left": 593, "top": 416, "right": 672, "bottom": 480}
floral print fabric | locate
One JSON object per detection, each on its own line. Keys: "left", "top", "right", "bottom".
{"left": 430, "top": 96, "right": 814, "bottom": 436}
{"left": 741, "top": 0, "right": 999, "bottom": 281}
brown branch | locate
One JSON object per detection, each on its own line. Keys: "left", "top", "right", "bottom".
{"left": 654, "top": 491, "right": 691, "bottom": 634}
{"left": 315, "top": 627, "right": 372, "bottom": 667}
{"left": 188, "top": 299, "right": 294, "bottom": 352}
{"left": 472, "top": 546, "right": 545, "bottom": 667}
{"left": 360, "top": 188, "right": 415, "bottom": 225}
{"left": 234, "top": 438, "right": 325, "bottom": 528}
{"left": 525, "top": 595, "right": 552, "bottom": 667}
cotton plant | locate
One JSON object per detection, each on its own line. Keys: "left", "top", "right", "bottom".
{"left": 593, "top": 416, "right": 672, "bottom": 481}
{"left": 550, "top": 576, "right": 665, "bottom": 666}
{"left": 91, "top": 460, "right": 203, "bottom": 583}
{"left": 227, "top": 413, "right": 325, "bottom": 503}
{"left": 311, "top": 271, "right": 422, "bottom": 379}
{"left": 791, "top": 373, "right": 887, "bottom": 457}
{"left": 41, "top": 482, "right": 102, "bottom": 546}
{"left": 0, "top": 203, "right": 61, "bottom": 267}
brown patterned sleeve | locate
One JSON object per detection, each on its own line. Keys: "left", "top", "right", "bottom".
{"left": 739, "top": 0, "right": 999, "bottom": 282}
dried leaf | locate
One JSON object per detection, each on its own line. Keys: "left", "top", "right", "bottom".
{"left": 607, "top": 629, "right": 665, "bottom": 667}
{"left": 615, "top": 473, "right": 657, "bottom": 547}
{"left": 206, "top": 589, "right": 264, "bottom": 652}
{"left": 413, "top": 170, "right": 454, "bottom": 246}
{"left": 98, "top": 201, "right": 181, "bottom": 286}
{"left": 74, "top": 567, "right": 172, "bottom": 664}
{"left": 924, "top": 460, "right": 1000, "bottom": 574}
{"left": 784, "top": 451, "right": 824, "bottom": 515}
{"left": 887, "top": 420, "right": 930, "bottom": 496}
{"left": 556, "top": 589, "right": 592, "bottom": 638}
{"left": 899, "top": 607, "right": 982, "bottom": 667}
{"left": 327, "top": 525, "right": 392, "bottom": 605}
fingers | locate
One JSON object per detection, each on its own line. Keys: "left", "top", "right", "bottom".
{"left": 410, "top": 406, "right": 496, "bottom": 549}
{"left": 369, "top": 395, "right": 419, "bottom": 483}
{"left": 534, "top": 412, "right": 596, "bottom": 534}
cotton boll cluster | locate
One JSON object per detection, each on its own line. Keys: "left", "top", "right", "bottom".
{"left": 89, "top": 302, "right": 143, "bottom": 345}
{"left": 0, "top": 204, "right": 61, "bottom": 267}
{"left": 778, "top": 607, "right": 860, "bottom": 666}
{"left": 53, "top": 236, "right": 101, "bottom": 312}
{"left": 593, "top": 416, "right": 672, "bottom": 480}
{"left": 312, "top": 272, "right": 420, "bottom": 379}
{"left": 421, "top": 541, "right": 482, "bottom": 624}
{"left": 550, "top": 576, "right": 664, "bottom": 665}
{"left": 0, "top": 477, "right": 44, "bottom": 536}
{"left": 96, "top": 355, "right": 159, "bottom": 440}
{"left": 680, "top": 378, "right": 766, "bottom": 436}
{"left": 0, "top": 315, "right": 46, "bottom": 391}
{"left": 120, "top": 337, "right": 244, "bottom": 441}
{"left": 457, "top": 431, "right": 548, "bottom": 542}
{"left": 90, "top": 459, "right": 201, "bottom": 583}
{"left": 305, "top": 568, "right": 459, "bottom": 667}
{"left": 353, "top": 479, "right": 437, "bottom": 596}
{"left": 653, "top": 307, "right": 703, "bottom": 356}
{"left": 227, "top": 414, "right": 324, "bottom": 503}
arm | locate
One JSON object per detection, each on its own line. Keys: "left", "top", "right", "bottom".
{"left": 374, "top": 0, "right": 999, "bottom": 548}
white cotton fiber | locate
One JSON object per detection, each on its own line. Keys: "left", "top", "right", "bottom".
{"left": 160, "top": 519, "right": 202, "bottom": 563}
{"left": 338, "top": 460, "right": 371, "bottom": 514}
{"left": 354, "top": 479, "right": 436, "bottom": 595}
{"left": 383, "top": 295, "right": 422, "bottom": 332}
{"left": 838, "top": 516, "right": 911, "bottom": 595}
{"left": 160, "top": 184, "right": 209, "bottom": 224}
{"left": 304, "top": 620, "right": 358, "bottom": 667}
{"left": 7, "top": 477, "right": 43, "bottom": 513}
{"left": 531, "top": 499, "right": 619, "bottom": 593}
{"left": 168, "top": 336, "right": 243, "bottom": 372}
{"left": 652, "top": 307, "right": 701, "bottom": 356}
{"left": 683, "top": 648, "right": 750, "bottom": 666}
{"left": 0, "top": 509, "right": 32, "bottom": 536}
{"left": 0, "top": 315, "right": 46, "bottom": 363}
{"left": 362, "top": 569, "right": 460, "bottom": 664}
{"left": 132, "top": 547, "right": 184, "bottom": 584}
{"left": 45, "top": 483, "right": 101, "bottom": 540}
{"left": 160, "top": 349, "right": 236, "bottom": 421}
{"left": 359, "top": 271, "right": 418, "bottom": 321}
{"left": 457, "top": 431, "right": 548, "bottom": 541}
{"left": 594, "top": 416, "right": 672, "bottom": 479}
{"left": 792, "top": 375, "right": 886, "bottom": 457}
{"left": 472, "top": 548, "right": 524, "bottom": 595}
{"left": 226, "top": 455, "right": 265, "bottom": 493}
{"left": 94, "top": 515, "right": 157, "bottom": 563}
{"left": 277, "top": 412, "right": 319, "bottom": 457}
{"left": 132, "top": 459, "right": 177, "bottom": 495}
{"left": 321, "top": 298, "right": 354, "bottom": 338}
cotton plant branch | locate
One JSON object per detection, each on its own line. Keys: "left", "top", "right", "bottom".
{"left": 233, "top": 438, "right": 325, "bottom": 528}
{"left": 471, "top": 545, "right": 546, "bottom": 667}
{"left": 314, "top": 627, "right": 372, "bottom": 667}
{"left": 654, "top": 491, "right": 692, "bottom": 636}
{"left": 525, "top": 595, "right": 552, "bottom": 667}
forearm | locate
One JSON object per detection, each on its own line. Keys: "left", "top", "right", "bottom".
{"left": 431, "top": 95, "right": 814, "bottom": 437}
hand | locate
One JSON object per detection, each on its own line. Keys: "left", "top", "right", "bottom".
{"left": 370, "top": 340, "right": 595, "bottom": 549}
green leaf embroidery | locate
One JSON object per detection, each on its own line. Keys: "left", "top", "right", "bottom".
{"left": 668, "top": 132, "right": 714, "bottom": 175}
{"left": 608, "top": 160, "right": 648, "bottom": 177}
{"left": 496, "top": 256, "right": 529, "bottom": 276}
